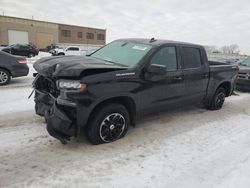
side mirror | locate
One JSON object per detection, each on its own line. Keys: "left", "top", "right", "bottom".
{"left": 146, "top": 64, "right": 166, "bottom": 75}
{"left": 145, "top": 64, "right": 167, "bottom": 81}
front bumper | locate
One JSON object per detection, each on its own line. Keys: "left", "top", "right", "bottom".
{"left": 45, "top": 103, "right": 76, "bottom": 143}
{"left": 34, "top": 89, "right": 78, "bottom": 143}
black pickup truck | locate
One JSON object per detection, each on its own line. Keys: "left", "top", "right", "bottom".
{"left": 236, "top": 57, "right": 250, "bottom": 91}
{"left": 33, "top": 38, "right": 238, "bottom": 144}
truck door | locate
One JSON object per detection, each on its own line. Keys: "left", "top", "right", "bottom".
{"left": 180, "top": 46, "right": 209, "bottom": 101}
{"left": 139, "top": 46, "right": 185, "bottom": 113}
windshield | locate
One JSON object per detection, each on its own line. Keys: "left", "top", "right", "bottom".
{"left": 241, "top": 58, "right": 250, "bottom": 67}
{"left": 90, "top": 41, "right": 152, "bottom": 67}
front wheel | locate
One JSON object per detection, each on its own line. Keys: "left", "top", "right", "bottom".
{"left": 206, "top": 87, "right": 226, "bottom": 110}
{"left": 86, "top": 103, "right": 130, "bottom": 145}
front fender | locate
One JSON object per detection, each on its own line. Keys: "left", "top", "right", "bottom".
{"left": 76, "top": 92, "right": 138, "bottom": 127}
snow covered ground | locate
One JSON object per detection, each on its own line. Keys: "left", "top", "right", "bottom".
{"left": 1, "top": 82, "right": 250, "bottom": 188}
{"left": 1, "top": 54, "right": 250, "bottom": 187}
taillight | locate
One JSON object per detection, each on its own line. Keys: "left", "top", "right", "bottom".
{"left": 17, "top": 59, "right": 27, "bottom": 64}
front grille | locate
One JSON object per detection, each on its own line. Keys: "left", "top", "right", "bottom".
{"left": 34, "top": 75, "right": 60, "bottom": 97}
{"left": 238, "top": 72, "right": 250, "bottom": 80}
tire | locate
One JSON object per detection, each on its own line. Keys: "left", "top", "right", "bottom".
{"left": 86, "top": 103, "right": 130, "bottom": 145}
{"left": 28, "top": 53, "right": 35, "bottom": 58}
{"left": 58, "top": 53, "right": 65, "bottom": 56}
{"left": 206, "top": 87, "right": 226, "bottom": 110}
{"left": 0, "top": 68, "right": 11, "bottom": 86}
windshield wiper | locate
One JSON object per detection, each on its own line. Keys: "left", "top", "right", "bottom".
{"left": 103, "top": 59, "right": 115, "bottom": 64}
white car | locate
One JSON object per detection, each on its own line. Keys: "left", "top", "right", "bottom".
{"left": 55, "top": 47, "right": 86, "bottom": 56}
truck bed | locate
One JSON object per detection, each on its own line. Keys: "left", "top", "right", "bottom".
{"left": 207, "top": 61, "right": 239, "bottom": 96}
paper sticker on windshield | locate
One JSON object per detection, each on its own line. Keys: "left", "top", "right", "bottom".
{"left": 132, "top": 45, "right": 148, "bottom": 51}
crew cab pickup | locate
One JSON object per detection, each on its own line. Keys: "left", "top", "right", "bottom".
{"left": 236, "top": 57, "right": 250, "bottom": 91}
{"left": 32, "top": 38, "right": 239, "bottom": 144}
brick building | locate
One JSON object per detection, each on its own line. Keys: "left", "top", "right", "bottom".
{"left": 0, "top": 15, "right": 106, "bottom": 48}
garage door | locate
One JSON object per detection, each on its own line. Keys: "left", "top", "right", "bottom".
{"left": 36, "top": 33, "right": 54, "bottom": 48}
{"left": 8, "top": 30, "right": 29, "bottom": 45}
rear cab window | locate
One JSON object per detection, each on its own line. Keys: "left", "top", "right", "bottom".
{"left": 182, "top": 47, "right": 202, "bottom": 69}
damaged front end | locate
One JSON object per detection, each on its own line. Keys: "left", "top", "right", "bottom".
{"left": 33, "top": 75, "right": 78, "bottom": 144}
{"left": 32, "top": 55, "right": 129, "bottom": 144}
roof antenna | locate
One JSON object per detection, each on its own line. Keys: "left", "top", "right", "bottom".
{"left": 150, "top": 38, "right": 156, "bottom": 43}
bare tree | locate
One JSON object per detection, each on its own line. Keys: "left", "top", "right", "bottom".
{"left": 229, "top": 44, "right": 240, "bottom": 54}
{"left": 204, "top": 45, "right": 218, "bottom": 53}
{"left": 220, "top": 44, "right": 240, "bottom": 54}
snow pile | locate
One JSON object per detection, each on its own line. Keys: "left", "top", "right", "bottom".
{"left": 0, "top": 87, "right": 34, "bottom": 116}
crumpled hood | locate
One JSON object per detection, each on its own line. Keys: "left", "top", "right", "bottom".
{"left": 33, "top": 55, "right": 128, "bottom": 77}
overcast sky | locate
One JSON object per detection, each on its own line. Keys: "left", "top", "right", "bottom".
{"left": 1, "top": 0, "right": 250, "bottom": 54}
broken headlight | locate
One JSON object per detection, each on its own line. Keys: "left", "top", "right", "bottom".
{"left": 57, "top": 80, "right": 86, "bottom": 91}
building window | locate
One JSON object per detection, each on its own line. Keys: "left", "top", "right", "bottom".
{"left": 86, "top": 32, "right": 94, "bottom": 39}
{"left": 97, "top": 34, "right": 105, "bottom": 40}
{"left": 61, "top": 30, "right": 71, "bottom": 37}
{"left": 78, "top": 32, "right": 82, "bottom": 38}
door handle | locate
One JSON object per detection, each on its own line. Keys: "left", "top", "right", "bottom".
{"left": 202, "top": 74, "right": 209, "bottom": 78}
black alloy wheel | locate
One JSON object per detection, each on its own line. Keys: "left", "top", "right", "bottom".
{"left": 206, "top": 87, "right": 226, "bottom": 110}
{"left": 86, "top": 103, "right": 130, "bottom": 145}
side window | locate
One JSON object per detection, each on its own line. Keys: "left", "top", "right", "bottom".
{"left": 150, "top": 47, "right": 177, "bottom": 71}
{"left": 13, "top": 44, "right": 20, "bottom": 49}
{"left": 182, "top": 47, "right": 202, "bottom": 69}
{"left": 20, "top": 45, "right": 28, "bottom": 50}
{"left": 67, "top": 47, "right": 79, "bottom": 51}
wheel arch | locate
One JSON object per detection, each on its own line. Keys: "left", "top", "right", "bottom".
{"left": 0, "top": 67, "right": 12, "bottom": 76}
{"left": 87, "top": 96, "right": 137, "bottom": 127}
{"left": 217, "top": 81, "right": 231, "bottom": 97}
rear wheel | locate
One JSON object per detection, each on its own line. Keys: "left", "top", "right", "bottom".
{"left": 206, "top": 87, "right": 226, "bottom": 110}
{"left": 86, "top": 103, "right": 130, "bottom": 145}
{"left": 0, "top": 68, "right": 11, "bottom": 86}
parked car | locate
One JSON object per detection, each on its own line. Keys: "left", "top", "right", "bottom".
{"left": 0, "top": 44, "right": 8, "bottom": 51}
{"left": 46, "top": 44, "right": 60, "bottom": 52}
{"left": 2, "top": 44, "right": 39, "bottom": 57}
{"left": 48, "top": 46, "right": 63, "bottom": 56}
{"left": 46, "top": 44, "right": 61, "bottom": 54}
{"left": 53, "top": 46, "right": 86, "bottom": 56}
{"left": 236, "top": 57, "right": 250, "bottom": 91}
{"left": 32, "top": 38, "right": 238, "bottom": 144}
{"left": 0, "top": 51, "right": 29, "bottom": 85}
